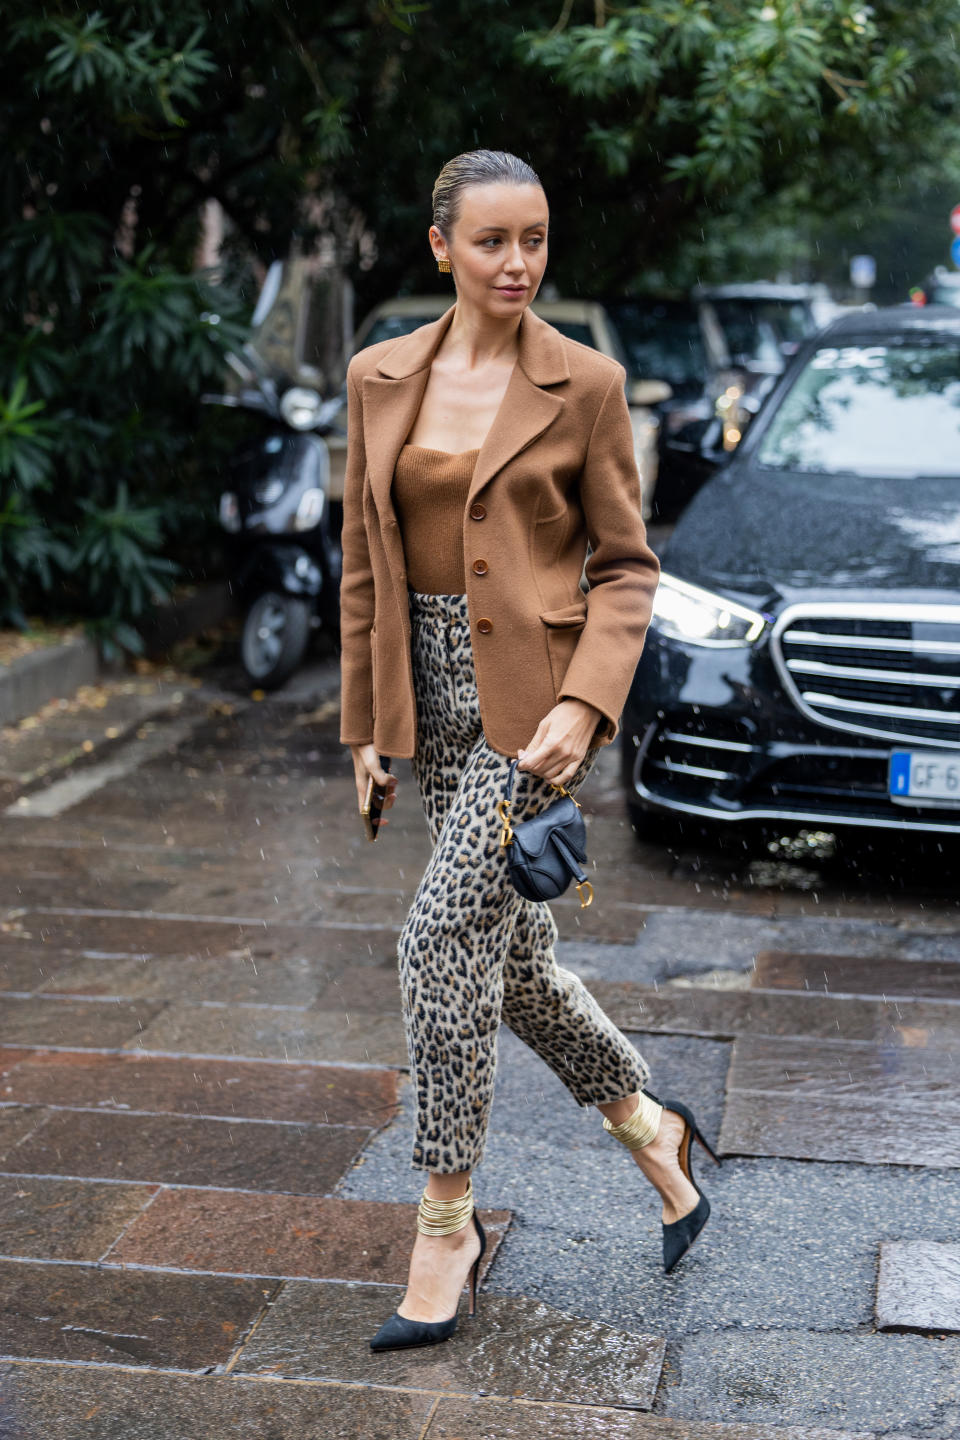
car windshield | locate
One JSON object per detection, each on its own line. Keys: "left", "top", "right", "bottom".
{"left": 757, "top": 341, "right": 960, "bottom": 478}
{"left": 711, "top": 298, "right": 815, "bottom": 366}
{"left": 606, "top": 302, "right": 707, "bottom": 388}
{"left": 357, "top": 314, "right": 439, "bottom": 349}
{"left": 545, "top": 320, "right": 595, "bottom": 348}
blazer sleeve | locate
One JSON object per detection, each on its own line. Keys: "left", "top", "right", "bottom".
{"left": 338, "top": 361, "right": 375, "bottom": 747}
{"left": 558, "top": 367, "right": 661, "bottom": 742}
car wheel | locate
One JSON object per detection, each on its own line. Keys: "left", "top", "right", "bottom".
{"left": 240, "top": 592, "right": 311, "bottom": 688}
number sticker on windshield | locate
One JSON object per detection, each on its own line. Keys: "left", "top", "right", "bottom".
{"left": 811, "top": 346, "right": 887, "bottom": 370}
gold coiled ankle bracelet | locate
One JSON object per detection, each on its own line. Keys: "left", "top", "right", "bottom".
{"left": 602, "top": 1092, "right": 664, "bottom": 1151}
{"left": 417, "top": 1178, "right": 475, "bottom": 1236}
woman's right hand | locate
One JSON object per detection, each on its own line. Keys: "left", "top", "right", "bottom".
{"left": 350, "top": 744, "right": 397, "bottom": 816}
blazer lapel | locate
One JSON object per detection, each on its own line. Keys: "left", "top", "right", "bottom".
{"left": 362, "top": 369, "right": 431, "bottom": 530}
{"left": 469, "top": 367, "right": 564, "bottom": 505}
{"left": 469, "top": 306, "right": 569, "bottom": 503}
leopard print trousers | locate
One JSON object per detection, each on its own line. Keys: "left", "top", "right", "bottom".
{"left": 399, "top": 590, "right": 651, "bottom": 1174}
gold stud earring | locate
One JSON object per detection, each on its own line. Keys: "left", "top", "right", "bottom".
{"left": 437, "top": 257, "right": 451, "bottom": 273}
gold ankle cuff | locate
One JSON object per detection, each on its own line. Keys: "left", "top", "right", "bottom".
{"left": 602, "top": 1092, "right": 663, "bottom": 1151}
{"left": 417, "top": 1179, "right": 475, "bottom": 1236}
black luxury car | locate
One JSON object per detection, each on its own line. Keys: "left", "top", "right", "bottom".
{"left": 622, "top": 304, "right": 960, "bottom": 840}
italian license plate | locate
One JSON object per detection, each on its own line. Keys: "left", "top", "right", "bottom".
{"left": 889, "top": 749, "right": 960, "bottom": 806}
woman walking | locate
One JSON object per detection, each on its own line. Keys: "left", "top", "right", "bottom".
{"left": 340, "top": 150, "right": 718, "bottom": 1353}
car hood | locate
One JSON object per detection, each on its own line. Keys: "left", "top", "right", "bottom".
{"left": 663, "top": 466, "right": 960, "bottom": 608}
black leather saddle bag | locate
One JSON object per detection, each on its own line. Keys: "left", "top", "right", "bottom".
{"left": 497, "top": 760, "right": 594, "bottom": 908}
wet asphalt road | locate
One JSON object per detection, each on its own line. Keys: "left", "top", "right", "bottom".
{"left": 0, "top": 641, "right": 959, "bottom": 1439}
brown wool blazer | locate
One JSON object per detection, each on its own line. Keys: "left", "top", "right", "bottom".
{"left": 338, "top": 304, "right": 661, "bottom": 759}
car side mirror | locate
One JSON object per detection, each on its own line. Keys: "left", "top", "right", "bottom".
{"left": 629, "top": 378, "right": 673, "bottom": 406}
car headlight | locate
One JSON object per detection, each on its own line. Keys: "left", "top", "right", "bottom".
{"left": 652, "top": 573, "right": 766, "bottom": 646}
{"left": 280, "top": 387, "right": 323, "bottom": 430}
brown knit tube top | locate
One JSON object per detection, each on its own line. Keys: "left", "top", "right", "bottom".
{"left": 392, "top": 445, "right": 479, "bottom": 595}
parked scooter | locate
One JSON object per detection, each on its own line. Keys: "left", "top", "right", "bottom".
{"left": 203, "top": 256, "right": 352, "bottom": 687}
{"left": 208, "top": 354, "right": 345, "bottom": 688}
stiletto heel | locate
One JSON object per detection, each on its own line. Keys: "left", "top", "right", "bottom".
{"left": 369, "top": 1184, "right": 486, "bottom": 1353}
{"left": 467, "top": 1209, "right": 487, "bottom": 1318}
{"left": 604, "top": 1089, "right": 721, "bottom": 1275}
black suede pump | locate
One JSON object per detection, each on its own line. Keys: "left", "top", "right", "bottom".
{"left": 652, "top": 1093, "right": 721, "bottom": 1273}
{"left": 369, "top": 1209, "right": 487, "bottom": 1353}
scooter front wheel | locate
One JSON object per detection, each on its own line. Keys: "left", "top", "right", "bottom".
{"left": 240, "top": 591, "right": 311, "bottom": 689}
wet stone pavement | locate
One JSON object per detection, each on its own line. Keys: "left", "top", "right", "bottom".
{"left": 1, "top": 656, "right": 960, "bottom": 1438}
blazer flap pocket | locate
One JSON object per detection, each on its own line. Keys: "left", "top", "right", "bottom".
{"left": 539, "top": 600, "right": 588, "bottom": 629}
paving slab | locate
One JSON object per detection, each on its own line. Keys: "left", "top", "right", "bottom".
{"left": 0, "top": 1261, "right": 277, "bottom": 1368}
{"left": 426, "top": 1397, "right": 875, "bottom": 1439}
{"left": 0, "top": 1051, "right": 399, "bottom": 1126}
{"left": 720, "top": 1034, "right": 960, "bottom": 1167}
{"left": 0, "top": 1051, "right": 34, "bottom": 1076}
{"left": 0, "top": 997, "right": 165, "bottom": 1050}
{"left": 1, "top": 909, "right": 400, "bottom": 974}
{"left": 0, "top": 858, "right": 172, "bottom": 912}
{"left": 0, "top": 1362, "right": 435, "bottom": 1440}
{"left": 109, "top": 1189, "right": 510, "bottom": 1281}
{"left": 311, "top": 961, "right": 403, "bottom": 1015}
{"left": 588, "top": 981, "right": 960, "bottom": 1048}
{"left": 36, "top": 951, "right": 324, "bottom": 1005}
{"left": 0, "top": 1177, "right": 156, "bottom": 1261}
{"left": 234, "top": 1279, "right": 664, "bottom": 1408}
{"left": 562, "top": 910, "right": 960, "bottom": 988}
{"left": 877, "top": 1241, "right": 960, "bottom": 1332}
{"left": 720, "top": 1091, "right": 960, "bottom": 1168}
{"left": 722, "top": 1033, "right": 960, "bottom": 1105}
{"left": 0, "top": 1107, "right": 48, "bottom": 1158}
{"left": 664, "top": 1328, "right": 960, "bottom": 1431}
{"left": 752, "top": 951, "right": 960, "bottom": 1002}
{"left": 0, "top": 911, "right": 320, "bottom": 957}
{"left": 126, "top": 1000, "right": 408, "bottom": 1066}
{"left": 2, "top": 1109, "right": 367, "bottom": 1193}
{"left": 0, "top": 949, "right": 63, "bottom": 993}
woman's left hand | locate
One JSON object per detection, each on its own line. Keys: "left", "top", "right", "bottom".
{"left": 516, "top": 699, "right": 603, "bottom": 786}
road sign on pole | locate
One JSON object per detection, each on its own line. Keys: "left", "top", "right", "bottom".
{"left": 951, "top": 204, "right": 960, "bottom": 236}
{"left": 951, "top": 235, "right": 960, "bottom": 269}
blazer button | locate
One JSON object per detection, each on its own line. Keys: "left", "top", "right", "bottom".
{"left": 477, "top": 617, "right": 493, "bottom": 634}
{"left": 472, "top": 558, "right": 489, "bottom": 575}
{"left": 469, "top": 503, "right": 486, "bottom": 520}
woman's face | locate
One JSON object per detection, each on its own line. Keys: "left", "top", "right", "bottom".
{"left": 432, "top": 182, "right": 549, "bottom": 317}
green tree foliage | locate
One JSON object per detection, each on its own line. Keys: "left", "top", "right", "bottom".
{"left": 1, "top": 9, "right": 250, "bottom": 640}
{"left": 3, "top": 2, "right": 959, "bottom": 640}
{"left": 516, "top": 0, "right": 960, "bottom": 286}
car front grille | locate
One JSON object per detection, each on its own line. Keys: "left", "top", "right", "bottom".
{"left": 772, "top": 603, "right": 960, "bottom": 748}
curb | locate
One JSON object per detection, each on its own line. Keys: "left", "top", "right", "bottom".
{"left": 0, "top": 583, "right": 235, "bottom": 730}
{"left": 0, "top": 638, "right": 100, "bottom": 729}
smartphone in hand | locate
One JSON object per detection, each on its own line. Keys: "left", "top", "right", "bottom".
{"left": 361, "top": 758, "right": 392, "bottom": 842}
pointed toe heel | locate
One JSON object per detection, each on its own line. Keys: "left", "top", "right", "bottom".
{"left": 369, "top": 1310, "right": 458, "bottom": 1352}
{"left": 662, "top": 1192, "right": 710, "bottom": 1274}
{"left": 657, "top": 1094, "right": 721, "bottom": 1274}
{"left": 369, "top": 1198, "right": 486, "bottom": 1353}
{"left": 603, "top": 1090, "right": 721, "bottom": 1275}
